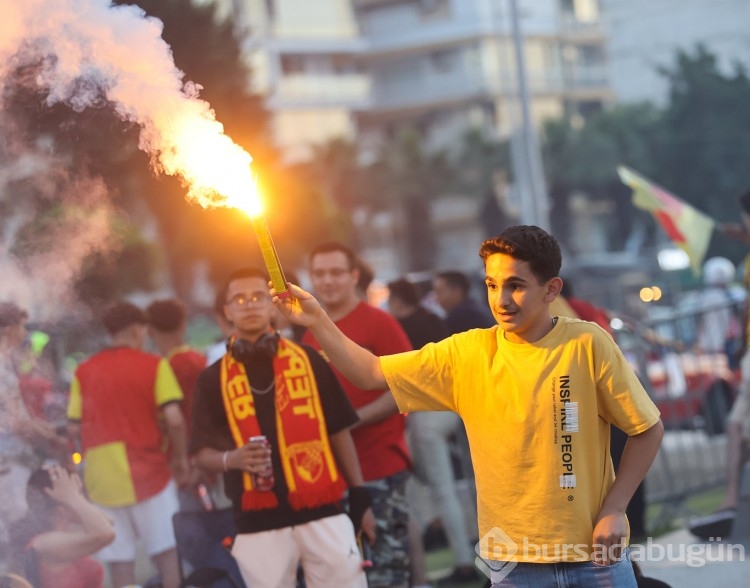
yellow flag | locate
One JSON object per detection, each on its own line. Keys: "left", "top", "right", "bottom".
{"left": 618, "top": 165, "right": 716, "bottom": 275}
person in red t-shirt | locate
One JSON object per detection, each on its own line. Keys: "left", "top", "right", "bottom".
{"left": 146, "top": 299, "right": 206, "bottom": 437}
{"left": 303, "top": 242, "right": 414, "bottom": 588}
{"left": 67, "top": 302, "right": 187, "bottom": 588}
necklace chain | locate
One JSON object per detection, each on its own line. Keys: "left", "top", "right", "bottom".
{"left": 250, "top": 379, "right": 275, "bottom": 395}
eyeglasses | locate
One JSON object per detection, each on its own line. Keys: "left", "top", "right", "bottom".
{"left": 311, "top": 268, "right": 351, "bottom": 279}
{"left": 226, "top": 292, "right": 271, "bottom": 309}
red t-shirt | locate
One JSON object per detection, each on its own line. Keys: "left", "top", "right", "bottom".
{"left": 303, "top": 302, "right": 413, "bottom": 481}
{"left": 567, "top": 297, "right": 613, "bottom": 334}
{"left": 168, "top": 346, "right": 206, "bottom": 434}
{"left": 36, "top": 554, "right": 104, "bottom": 588}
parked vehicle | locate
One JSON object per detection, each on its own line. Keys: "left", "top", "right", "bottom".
{"left": 612, "top": 304, "right": 739, "bottom": 435}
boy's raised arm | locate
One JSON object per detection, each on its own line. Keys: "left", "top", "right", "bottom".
{"left": 271, "top": 282, "right": 388, "bottom": 391}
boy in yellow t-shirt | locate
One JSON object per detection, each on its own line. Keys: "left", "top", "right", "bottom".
{"left": 272, "top": 225, "right": 664, "bottom": 588}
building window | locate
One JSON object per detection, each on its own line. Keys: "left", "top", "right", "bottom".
{"left": 418, "top": 0, "right": 450, "bottom": 19}
{"left": 281, "top": 54, "right": 306, "bottom": 75}
{"left": 578, "top": 100, "right": 603, "bottom": 118}
{"left": 560, "top": 0, "right": 599, "bottom": 23}
{"left": 579, "top": 44, "right": 604, "bottom": 66}
{"left": 431, "top": 49, "right": 456, "bottom": 73}
{"left": 332, "top": 54, "right": 357, "bottom": 75}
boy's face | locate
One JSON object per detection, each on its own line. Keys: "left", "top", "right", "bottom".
{"left": 484, "top": 253, "right": 562, "bottom": 344}
{"left": 224, "top": 276, "right": 274, "bottom": 341}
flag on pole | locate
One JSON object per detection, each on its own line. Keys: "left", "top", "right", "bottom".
{"left": 617, "top": 165, "right": 716, "bottom": 275}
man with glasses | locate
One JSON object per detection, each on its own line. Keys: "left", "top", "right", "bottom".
{"left": 303, "top": 243, "right": 415, "bottom": 588}
{"left": 189, "top": 268, "right": 375, "bottom": 588}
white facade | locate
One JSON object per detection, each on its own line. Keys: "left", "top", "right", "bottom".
{"left": 222, "top": 0, "right": 612, "bottom": 161}
{"left": 603, "top": 0, "right": 750, "bottom": 105}
{"left": 355, "top": 0, "right": 611, "bottom": 152}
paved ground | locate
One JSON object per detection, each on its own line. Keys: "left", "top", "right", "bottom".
{"left": 636, "top": 527, "right": 749, "bottom": 587}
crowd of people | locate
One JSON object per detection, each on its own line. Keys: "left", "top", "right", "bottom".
{"left": 21, "top": 222, "right": 750, "bottom": 587}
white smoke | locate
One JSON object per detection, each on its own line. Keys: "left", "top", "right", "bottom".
{"left": 0, "top": 0, "right": 252, "bottom": 205}
{"left": 0, "top": 0, "right": 254, "bottom": 319}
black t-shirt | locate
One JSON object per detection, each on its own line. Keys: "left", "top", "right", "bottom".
{"left": 445, "top": 298, "right": 495, "bottom": 335}
{"left": 398, "top": 307, "right": 449, "bottom": 349}
{"left": 189, "top": 343, "right": 359, "bottom": 534}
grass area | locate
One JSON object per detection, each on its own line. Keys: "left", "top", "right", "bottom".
{"left": 425, "top": 548, "right": 486, "bottom": 587}
{"left": 644, "top": 486, "right": 725, "bottom": 538}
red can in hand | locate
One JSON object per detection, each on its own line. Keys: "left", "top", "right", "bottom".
{"left": 249, "top": 435, "right": 275, "bottom": 491}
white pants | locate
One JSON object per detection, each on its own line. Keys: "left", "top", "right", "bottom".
{"left": 231, "top": 513, "right": 368, "bottom": 588}
{"left": 408, "top": 411, "right": 475, "bottom": 566}
{"left": 96, "top": 479, "right": 179, "bottom": 561}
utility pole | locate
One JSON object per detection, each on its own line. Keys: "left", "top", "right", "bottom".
{"left": 508, "top": 0, "right": 550, "bottom": 230}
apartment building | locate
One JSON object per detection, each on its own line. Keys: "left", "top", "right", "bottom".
{"left": 603, "top": 0, "right": 750, "bottom": 105}
{"left": 353, "top": 0, "right": 612, "bottom": 151}
{"left": 226, "top": 0, "right": 612, "bottom": 161}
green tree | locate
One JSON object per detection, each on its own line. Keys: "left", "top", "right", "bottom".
{"left": 542, "top": 103, "right": 662, "bottom": 250}
{"left": 654, "top": 45, "right": 750, "bottom": 262}
{"left": 449, "top": 128, "right": 512, "bottom": 238}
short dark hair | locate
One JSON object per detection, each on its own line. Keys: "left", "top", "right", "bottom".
{"left": 479, "top": 225, "right": 561, "bottom": 283}
{"left": 0, "top": 302, "right": 27, "bottom": 329}
{"left": 357, "top": 258, "right": 375, "bottom": 293}
{"left": 435, "top": 271, "right": 471, "bottom": 296}
{"left": 739, "top": 190, "right": 750, "bottom": 215}
{"left": 146, "top": 299, "right": 186, "bottom": 333}
{"left": 388, "top": 278, "right": 420, "bottom": 307}
{"left": 309, "top": 241, "right": 357, "bottom": 270}
{"left": 219, "top": 267, "right": 269, "bottom": 307}
{"left": 102, "top": 302, "right": 147, "bottom": 335}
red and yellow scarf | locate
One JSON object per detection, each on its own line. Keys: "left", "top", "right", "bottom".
{"left": 220, "top": 338, "right": 345, "bottom": 511}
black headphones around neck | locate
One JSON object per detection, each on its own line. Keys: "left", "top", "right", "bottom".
{"left": 228, "top": 332, "right": 280, "bottom": 363}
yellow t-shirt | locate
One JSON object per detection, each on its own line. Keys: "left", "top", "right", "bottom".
{"left": 381, "top": 316, "right": 660, "bottom": 562}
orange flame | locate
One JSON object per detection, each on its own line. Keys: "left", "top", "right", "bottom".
{"left": 163, "top": 117, "right": 263, "bottom": 217}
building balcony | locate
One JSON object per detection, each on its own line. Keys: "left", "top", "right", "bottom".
{"left": 367, "top": 63, "right": 609, "bottom": 114}
{"left": 558, "top": 15, "right": 607, "bottom": 41}
{"left": 360, "top": 17, "right": 493, "bottom": 57}
{"left": 267, "top": 74, "right": 372, "bottom": 109}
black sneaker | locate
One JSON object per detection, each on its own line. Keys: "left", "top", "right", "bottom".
{"left": 688, "top": 508, "right": 735, "bottom": 540}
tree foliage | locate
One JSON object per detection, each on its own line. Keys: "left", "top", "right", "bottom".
{"left": 541, "top": 44, "right": 750, "bottom": 262}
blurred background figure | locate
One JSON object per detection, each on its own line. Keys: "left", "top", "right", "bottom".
{"left": 147, "top": 298, "right": 206, "bottom": 451}
{"left": 432, "top": 271, "right": 494, "bottom": 335}
{"left": 67, "top": 302, "right": 187, "bottom": 588}
{"left": 0, "top": 303, "right": 66, "bottom": 557}
{"left": 8, "top": 465, "right": 114, "bottom": 588}
{"left": 387, "top": 279, "right": 478, "bottom": 584}
{"left": 206, "top": 290, "right": 235, "bottom": 365}
{"left": 560, "top": 280, "right": 613, "bottom": 334}
{"left": 305, "top": 242, "right": 415, "bottom": 588}
{"left": 694, "top": 257, "right": 741, "bottom": 365}
{"left": 147, "top": 299, "right": 243, "bottom": 586}
{"left": 387, "top": 278, "right": 448, "bottom": 349}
